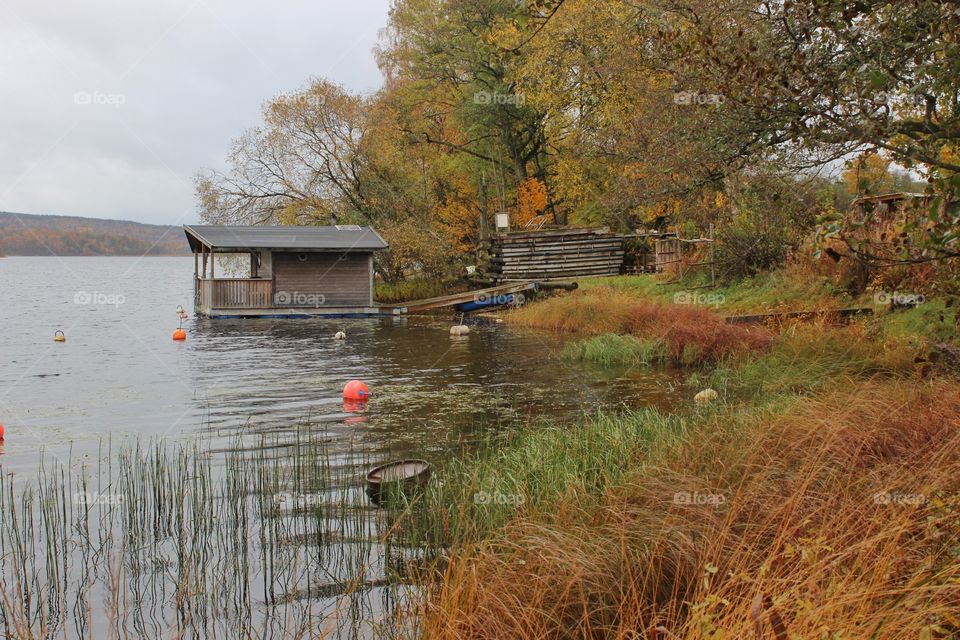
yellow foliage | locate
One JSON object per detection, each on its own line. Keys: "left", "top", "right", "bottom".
{"left": 516, "top": 177, "right": 548, "bottom": 227}
{"left": 843, "top": 153, "right": 894, "bottom": 196}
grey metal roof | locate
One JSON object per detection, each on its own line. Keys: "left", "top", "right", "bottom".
{"left": 183, "top": 224, "right": 388, "bottom": 252}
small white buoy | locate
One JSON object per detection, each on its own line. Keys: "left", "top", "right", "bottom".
{"left": 450, "top": 325, "right": 470, "bottom": 336}
{"left": 334, "top": 331, "right": 346, "bottom": 340}
{"left": 694, "top": 388, "right": 719, "bottom": 405}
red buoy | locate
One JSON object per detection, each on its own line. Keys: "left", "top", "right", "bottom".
{"left": 0, "top": 422, "right": 5, "bottom": 441}
{"left": 173, "top": 328, "right": 187, "bottom": 341}
{"left": 343, "top": 380, "right": 369, "bottom": 400}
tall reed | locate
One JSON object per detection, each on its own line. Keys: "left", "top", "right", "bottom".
{"left": 0, "top": 426, "right": 420, "bottom": 639}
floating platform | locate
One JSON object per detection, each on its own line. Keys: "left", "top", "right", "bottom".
{"left": 200, "top": 305, "right": 405, "bottom": 319}
{"left": 197, "top": 282, "right": 539, "bottom": 318}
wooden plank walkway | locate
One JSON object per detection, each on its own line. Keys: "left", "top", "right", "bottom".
{"left": 399, "top": 281, "right": 537, "bottom": 313}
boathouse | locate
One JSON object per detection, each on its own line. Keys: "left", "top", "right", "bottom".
{"left": 183, "top": 224, "right": 391, "bottom": 318}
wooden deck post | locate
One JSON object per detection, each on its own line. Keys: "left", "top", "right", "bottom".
{"left": 194, "top": 251, "right": 199, "bottom": 312}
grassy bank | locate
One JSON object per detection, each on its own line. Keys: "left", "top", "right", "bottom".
{"left": 508, "top": 287, "right": 773, "bottom": 365}
{"left": 405, "top": 275, "right": 960, "bottom": 639}
{"left": 567, "top": 268, "right": 862, "bottom": 315}
{"left": 419, "top": 379, "right": 960, "bottom": 638}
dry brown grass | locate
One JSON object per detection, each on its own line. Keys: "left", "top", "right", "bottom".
{"left": 419, "top": 380, "right": 960, "bottom": 639}
{"left": 508, "top": 288, "right": 773, "bottom": 363}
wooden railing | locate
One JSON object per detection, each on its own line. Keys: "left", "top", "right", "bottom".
{"left": 198, "top": 278, "right": 272, "bottom": 309}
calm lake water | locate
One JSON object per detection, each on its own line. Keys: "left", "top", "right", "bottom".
{"left": 0, "top": 256, "right": 680, "bottom": 638}
{"left": 0, "top": 257, "right": 678, "bottom": 473}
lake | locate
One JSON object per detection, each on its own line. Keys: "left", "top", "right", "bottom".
{"left": 0, "top": 256, "right": 680, "bottom": 638}
{"left": 0, "top": 257, "right": 678, "bottom": 472}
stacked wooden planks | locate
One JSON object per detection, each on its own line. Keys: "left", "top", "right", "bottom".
{"left": 482, "top": 227, "right": 625, "bottom": 282}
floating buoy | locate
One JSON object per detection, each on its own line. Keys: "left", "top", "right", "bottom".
{"left": 0, "top": 422, "right": 5, "bottom": 442}
{"left": 334, "top": 331, "right": 346, "bottom": 340}
{"left": 450, "top": 325, "right": 470, "bottom": 336}
{"left": 343, "top": 380, "right": 369, "bottom": 400}
{"left": 694, "top": 388, "right": 719, "bottom": 405}
{"left": 172, "top": 328, "right": 187, "bottom": 341}
{"left": 54, "top": 330, "right": 66, "bottom": 343}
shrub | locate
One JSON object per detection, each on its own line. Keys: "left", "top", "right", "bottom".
{"left": 509, "top": 288, "right": 773, "bottom": 365}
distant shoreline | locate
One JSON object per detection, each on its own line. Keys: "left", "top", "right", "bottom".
{"left": 0, "top": 253, "right": 191, "bottom": 257}
{"left": 0, "top": 211, "right": 190, "bottom": 257}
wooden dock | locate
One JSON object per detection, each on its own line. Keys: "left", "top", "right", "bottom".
{"left": 399, "top": 282, "right": 537, "bottom": 313}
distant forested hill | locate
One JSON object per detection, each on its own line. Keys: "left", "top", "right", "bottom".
{"left": 0, "top": 212, "right": 190, "bottom": 256}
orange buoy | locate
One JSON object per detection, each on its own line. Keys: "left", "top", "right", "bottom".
{"left": 343, "top": 380, "right": 369, "bottom": 400}
{"left": 54, "top": 330, "right": 66, "bottom": 342}
{"left": 172, "top": 328, "right": 187, "bottom": 341}
{"left": 0, "top": 422, "right": 5, "bottom": 441}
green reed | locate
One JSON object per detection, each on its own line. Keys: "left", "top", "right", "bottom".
{"left": 0, "top": 425, "right": 422, "bottom": 639}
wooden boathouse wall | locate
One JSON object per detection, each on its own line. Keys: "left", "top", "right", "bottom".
{"left": 481, "top": 227, "right": 625, "bottom": 282}
{"left": 273, "top": 252, "right": 373, "bottom": 307}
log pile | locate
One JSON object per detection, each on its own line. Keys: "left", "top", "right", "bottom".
{"left": 481, "top": 227, "right": 625, "bottom": 282}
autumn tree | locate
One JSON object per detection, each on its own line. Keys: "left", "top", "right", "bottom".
{"left": 842, "top": 153, "right": 895, "bottom": 197}
{"left": 377, "top": 0, "right": 564, "bottom": 224}
{"left": 649, "top": 0, "right": 960, "bottom": 263}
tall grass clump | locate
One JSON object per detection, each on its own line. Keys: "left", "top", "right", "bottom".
{"left": 417, "top": 380, "right": 960, "bottom": 639}
{"left": 387, "top": 408, "right": 688, "bottom": 551}
{"left": 561, "top": 334, "right": 667, "bottom": 366}
{"left": 509, "top": 288, "right": 772, "bottom": 364}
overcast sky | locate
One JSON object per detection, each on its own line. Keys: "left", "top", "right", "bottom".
{"left": 0, "top": 0, "right": 391, "bottom": 225}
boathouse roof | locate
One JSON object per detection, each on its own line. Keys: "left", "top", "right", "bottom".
{"left": 183, "top": 224, "right": 388, "bottom": 253}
